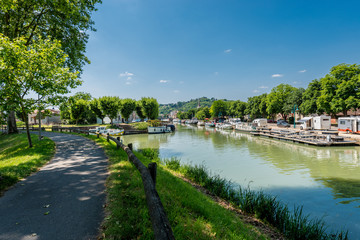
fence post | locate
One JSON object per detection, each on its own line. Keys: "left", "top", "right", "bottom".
{"left": 107, "top": 133, "right": 109, "bottom": 142}
{"left": 97, "top": 133, "right": 99, "bottom": 138}
{"left": 148, "top": 162, "right": 157, "bottom": 185}
{"left": 128, "top": 143, "right": 133, "bottom": 151}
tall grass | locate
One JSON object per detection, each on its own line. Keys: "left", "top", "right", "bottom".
{"left": 141, "top": 148, "right": 348, "bottom": 240}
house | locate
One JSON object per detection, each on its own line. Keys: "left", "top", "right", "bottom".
{"left": 96, "top": 111, "right": 140, "bottom": 124}
{"left": 28, "top": 109, "right": 61, "bottom": 125}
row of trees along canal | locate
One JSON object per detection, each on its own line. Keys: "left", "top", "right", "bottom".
{"left": 0, "top": 0, "right": 102, "bottom": 147}
{"left": 59, "top": 93, "right": 159, "bottom": 125}
{"left": 176, "top": 63, "right": 360, "bottom": 122}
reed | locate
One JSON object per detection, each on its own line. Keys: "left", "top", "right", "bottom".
{"left": 157, "top": 154, "right": 348, "bottom": 240}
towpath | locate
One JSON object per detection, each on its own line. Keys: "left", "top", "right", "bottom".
{"left": 0, "top": 132, "right": 108, "bottom": 240}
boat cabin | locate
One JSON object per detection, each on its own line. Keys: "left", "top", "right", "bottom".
{"left": 252, "top": 118, "right": 267, "bottom": 127}
{"left": 299, "top": 115, "right": 331, "bottom": 130}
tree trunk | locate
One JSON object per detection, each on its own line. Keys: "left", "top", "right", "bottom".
{"left": 24, "top": 115, "right": 33, "bottom": 148}
{"left": 101, "top": 118, "right": 104, "bottom": 124}
{"left": 7, "top": 111, "right": 18, "bottom": 134}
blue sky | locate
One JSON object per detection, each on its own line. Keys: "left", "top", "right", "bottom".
{"left": 77, "top": 0, "right": 360, "bottom": 104}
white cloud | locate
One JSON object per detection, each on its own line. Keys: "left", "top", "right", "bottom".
{"left": 253, "top": 89, "right": 260, "bottom": 93}
{"left": 159, "top": 80, "right": 168, "bottom": 83}
{"left": 298, "top": 69, "right": 307, "bottom": 73}
{"left": 173, "top": 90, "right": 180, "bottom": 93}
{"left": 259, "top": 86, "right": 268, "bottom": 89}
{"left": 271, "top": 74, "right": 283, "bottom": 78}
{"left": 119, "top": 72, "right": 134, "bottom": 77}
{"left": 224, "top": 49, "right": 232, "bottom": 53}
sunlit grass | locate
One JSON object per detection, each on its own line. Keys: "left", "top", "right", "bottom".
{"left": 0, "top": 133, "right": 55, "bottom": 193}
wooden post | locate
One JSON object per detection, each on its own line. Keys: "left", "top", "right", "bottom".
{"left": 107, "top": 133, "right": 109, "bottom": 142}
{"left": 148, "top": 162, "right": 157, "bottom": 185}
{"left": 97, "top": 133, "right": 99, "bottom": 138}
{"left": 128, "top": 143, "right": 133, "bottom": 151}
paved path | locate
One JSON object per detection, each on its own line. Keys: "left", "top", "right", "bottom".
{"left": 0, "top": 132, "right": 108, "bottom": 240}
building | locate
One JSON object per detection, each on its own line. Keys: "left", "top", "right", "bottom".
{"left": 28, "top": 109, "right": 61, "bottom": 125}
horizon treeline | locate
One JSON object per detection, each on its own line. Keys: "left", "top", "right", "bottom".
{"left": 170, "top": 63, "right": 360, "bottom": 120}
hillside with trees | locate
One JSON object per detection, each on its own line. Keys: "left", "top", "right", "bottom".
{"left": 159, "top": 97, "right": 224, "bottom": 115}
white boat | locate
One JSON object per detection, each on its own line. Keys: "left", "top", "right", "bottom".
{"left": 197, "top": 121, "right": 205, "bottom": 126}
{"left": 216, "top": 123, "right": 233, "bottom": 130}
{"left": 90, "top": 126, "right": 124, "bottom": 136}
{"left": 148, "top": 125, "right": 174, "bottom": 134}
{"left": 205, "top": 122, "right": 215, "bottom": 127}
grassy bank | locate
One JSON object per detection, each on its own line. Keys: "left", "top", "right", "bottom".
{"left": 0, "top": 133, "right": 55, "bottom": 193}
{"left": 85, "top": 135, "right": 272, "bottom": 239}
{"left": 154, "top": 155, "right": 348, "bottom": 240}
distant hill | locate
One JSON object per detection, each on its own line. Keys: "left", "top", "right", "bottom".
{"left": 159, "top": 97, "right": 224, "bottom": 115}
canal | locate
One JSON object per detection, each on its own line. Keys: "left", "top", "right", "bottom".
{"left": 123, "top": 124, "right": 360, "bottom": 238}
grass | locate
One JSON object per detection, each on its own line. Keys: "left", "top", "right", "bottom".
{"left": 0, "top": 133, "right": 55, "bottom": 193}
{"left": 130, "top": 122, "right": 149, "bottom": 130}
{"left": 83, "top": 134, "right": 271, "bottom": 240}
{"left": 156, "top": 155, "right": 348, "bottom": 240}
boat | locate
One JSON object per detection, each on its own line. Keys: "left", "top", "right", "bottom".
{"left": 197, "top": 121, "right": 205, "bottom": 126}
{"left": 89, "top": 126, "right": 124, "bottom": 136}
{"left": 216, "top": 122, "right": 233, "bottom": 130}
{"left": 205, "top": 122, "right": 215, "bottom": 127}
{"left": 148, "top": 125, "right": 175, "bottom": 134}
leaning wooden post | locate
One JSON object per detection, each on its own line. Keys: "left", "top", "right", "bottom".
{"left": 97, "top": 133, "right": 99, "bottom": 138}
{"left": 128, "top": 143, "right": 133, "bottom": 151}
{"left": 148, "top": 162, "right": 157, "bottom": 185}
{"left": 107, "top": 133, "right": 110, "bottom": 142}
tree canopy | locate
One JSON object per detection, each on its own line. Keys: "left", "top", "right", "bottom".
{"left": 120, "top": 98, "right": 136, "bottom": 122}
{"left": 141, "top": 97, "right": 159, "bottom": 120}
{"left": 0, "top": 34, "right": 80, "bottom": 147}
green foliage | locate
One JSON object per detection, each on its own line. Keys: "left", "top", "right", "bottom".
{"left": 0, "top": 0, "right": 102, "bottom": 73}
{"left": 141, "top": 97, "right": 159, "bottom": 120}
{"left": 195, "top": 107, "right": 211, "bottom": 120}
{"left": 135, "top": 100, "right": 146, "bottom": 120}
{"left": 210, "top": 100, "right": 228, "bottom": 117}
{"left": 70, "top": 99, "right": 90, "bottom": 125}
{"left": 120, "top": 98, "right": 136, "bottom": 121}
{"left": 131, "top": 122, "right": 149, "bottom": 130}
{"left": 99, "top": 96, "right": 121, "bottom": 124}
{"left": 159, "top": 97, "right": 216, "bottom": 115}
{"left": 228, "top": 100, "right": 247, "bottom": 119}
{"left": 300, "top": 79, "right": 323, "bottom": 115}
{"left": 90, "top": 98, "right": 105, "bottom": 123}
{"left": 266, "top": 84, "right": 298, "bottom": 119}
{"left": 0, "top": 133, "right": 55, "bottom": 193}
{"left": 317, "top": 63, "right": 360, "bottom": 116}
{"left": 246, "top": 94, "right": 268, "bottom": 119}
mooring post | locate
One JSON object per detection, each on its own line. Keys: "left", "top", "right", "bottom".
{"left": 128, "top": 143, "right": 133, "bottom": 151}
{"left": 148, "top": 162, "right": 157, "bottom": 185}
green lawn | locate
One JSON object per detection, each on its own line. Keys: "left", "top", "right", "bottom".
{"left": 0, "top": 133, "right": 55, "bottom": 193}
{"left": 86, "top": 135, "right": 270, "bottom": 240}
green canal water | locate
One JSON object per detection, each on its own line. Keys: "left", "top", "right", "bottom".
{"left": 123, "top": 124, "right": 360, "bottom": 238}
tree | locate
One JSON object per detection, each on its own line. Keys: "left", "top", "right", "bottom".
{"left": 99, "top": 96, "right": 120, "bottom": 125}
{"left": 317, "top": 64, "right": 360, "bottom": 116}
{"left": 283, "top": 87, "right": 305, "bottom": 115}
{"left": 228, "top": 101, "right": 247, "bottom": 119}
{"left": 90, "top": 98, "right": 105, "bottom": 124}
{"left": 70, "top": 99, "right": 89, "bottom": 125}
{"left": 0, "top": 0, "right": 101, "bottom": 134}
{"left": 141, "top": 97, "right": 159, "bottom": 120}
{"left": 300, "top": 79, "right": 323, "bottom": 115}
{"left": 210, "top": 100, "right": 227, "bottom": 118}
{"left": 246, "top": 94, "right": 267, "bottom": 119}
{"left": 0, "top": 34, "right": 80, "bottom": 147}
{"left": 195, "top": 107, "right": 211, "bottom": 120}
{"left": 60, "top": 92, "right": 93, "bottom": 123}
{"left": 120, "top": 98, "right": 136, "bottom": 122}
{"left": 266, "top": 84, "right": 297, "bottom": 120}
{"left": 135, "top": 100, "right": 146, "bottom": 121}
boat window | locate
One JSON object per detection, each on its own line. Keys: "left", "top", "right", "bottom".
{"left": 340, "top": 121, "right": 345, "bottom": 125}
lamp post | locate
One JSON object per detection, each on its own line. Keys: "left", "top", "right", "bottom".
{"left": 292, "top": 104, "right": 299, "bottom": 128}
